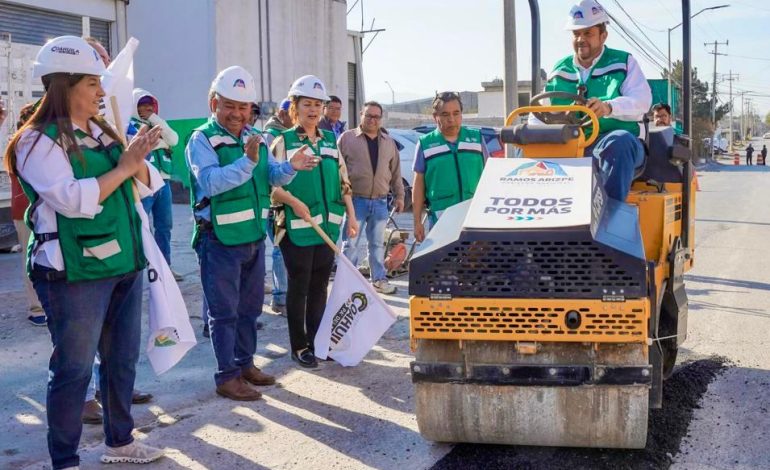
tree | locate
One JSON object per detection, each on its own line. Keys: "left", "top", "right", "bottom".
{"left": 764, "top": 111, "right": 770, "bottom": 127}
{"left": 662, "top": 60, "right": 731, "bottom": 158}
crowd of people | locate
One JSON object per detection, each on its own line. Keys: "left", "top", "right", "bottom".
{"left": 1, "top": 1, "right": 698, "bottom": 468}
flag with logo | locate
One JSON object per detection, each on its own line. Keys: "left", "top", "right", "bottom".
{"left": 137, "top": 202, "right": 197, "bottom": 374}
{"left": 314, "top": 254, "right": 397, "bottom": 366}
{"left": 100, "top": 37, "right": 139, "bottom": 135}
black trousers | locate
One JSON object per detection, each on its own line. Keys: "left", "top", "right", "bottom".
{"left": 279, "top": 235, "right": 336, "bottom": 352}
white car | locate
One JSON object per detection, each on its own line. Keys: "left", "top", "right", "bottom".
{"left": 386, "top": 128, "right": 420, "bottom": 211}
{"left": 762, "top": 132, "right": 770, "bottom": 139}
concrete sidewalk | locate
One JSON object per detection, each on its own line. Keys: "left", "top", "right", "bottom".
{"left": 0, "top": 204, "right": 447, "bottom": 470}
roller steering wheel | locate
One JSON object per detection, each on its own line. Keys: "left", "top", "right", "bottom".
{"left": 529, "top": 91, "right": 593, "bottom": 127}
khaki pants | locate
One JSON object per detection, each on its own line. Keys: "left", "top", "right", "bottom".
{"left": 13, "top": 219, "right": 42, "bottom": 313}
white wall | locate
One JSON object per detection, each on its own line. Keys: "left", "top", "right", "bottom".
{"left": 478, "top": 90, "right": 504, "bottom": 118}
{"left": 125, "top": 0, "right": 352, "bottom": 121}
{"left": 126, "top": 0, "right": 216, "bottom": 120}
{"left": 220, "top": 0, "right": 350, "bottom": 106}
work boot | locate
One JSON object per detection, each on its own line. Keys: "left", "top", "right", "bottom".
{"left": 81, "top": 399, "right": 102, "bottom": 424}
{"left": 100, "top": 440, "right": 165, "bottom": 464}
{"left": 131, "top": 389, "right": 153, "bottom": 404}
{"left": 241, "top": 365, "right": 276, "bottom": 386}
{"left": 95, "top": 389, "right": 153, "bottom": 404}
{"left": 215, "top": 377, "right": 262, "bottom": 401}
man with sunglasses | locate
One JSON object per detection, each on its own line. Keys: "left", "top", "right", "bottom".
{"left": 535, "top": 0, "right": 651, "bottom": 202}
{"left": 338, "top": 101, "right": 404, "bottom": 294}
{"left": 412, "top": 92, "right": 489, "bottom": 242}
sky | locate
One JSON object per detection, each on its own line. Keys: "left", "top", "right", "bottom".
{"left": 347, "top": 0, "right": 770, "bottom": 118}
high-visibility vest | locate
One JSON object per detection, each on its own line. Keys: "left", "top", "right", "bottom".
{"left": 282, "top": 128, "right": 346, "bottom": 247}
{"left": 191, "top": 118, "right": 270, "bottom": 246}
{"left": 545, "top": 47, "right": 640, "bottom": 138}
{"left": 420, "top": 127, "right": 484, "bottom": 222}
{"left": 19, "top": 123, "right": 146, "bottom": 282}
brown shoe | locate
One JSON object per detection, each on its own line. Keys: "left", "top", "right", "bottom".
{"left": 241, "top": 365, "right": 276, "bottom": 386}
{"left": 82, "top": 399, "right": 103, "bottom": 424}
{"left": 216, "top": 376, "right": 262, "bottom": 401}
{"left": 95, "top": 389, "right": 153, "bottom": 405}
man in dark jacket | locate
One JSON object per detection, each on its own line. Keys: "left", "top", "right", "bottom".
{"left": 746, "top": 143, "right": 754, "bottom": 165}
{"left": 761, "top": 145, "right": 767, "bottom": 165}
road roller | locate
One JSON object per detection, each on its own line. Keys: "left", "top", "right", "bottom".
{"left": 407, "top": 0, "right": 699, "bottom": 443}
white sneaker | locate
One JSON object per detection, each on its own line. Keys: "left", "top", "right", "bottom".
{"left": 373, "top": 279, "right": 397, "bottom": 294}
{"left": 100, "top": 440, "right": 165, "bottom": 464}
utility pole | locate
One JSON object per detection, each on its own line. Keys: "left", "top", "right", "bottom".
{"left": 722, "top": 71, "right": 739, "bottom": 151}
{"left": 705, "top": 40, "right": 728, "bottom": 160}
{"left": 503, "top": 0, "right": 518, "bottom": 157}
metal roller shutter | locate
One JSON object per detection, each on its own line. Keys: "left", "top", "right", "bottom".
{"left": 89, "top": 18, "right": 111, "bottom": 52}
{"left": 0, "top": 2, "right": 82, "bottom": 45}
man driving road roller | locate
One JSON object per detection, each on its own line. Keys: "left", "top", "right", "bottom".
{"left": 534, "top": 0, "right": 652, "bottom": 202}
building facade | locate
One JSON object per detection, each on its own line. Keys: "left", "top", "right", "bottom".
{"left": 0, "top": 0, "right": 363, "bottom": 159}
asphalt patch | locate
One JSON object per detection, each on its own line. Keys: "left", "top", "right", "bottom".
{"left": 431, "top": 357, "right": 728, "bottom": 470}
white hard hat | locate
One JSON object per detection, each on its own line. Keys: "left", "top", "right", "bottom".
{"left": 32, "top": 35, "right": 108, "bottom": 79}
{"left": 565, "top": 0, "right": 610, "bottom": 31}
{"left": 211, "top": 66, "right": 257, "bottom": 103}
{"left": 287, "top": 75, "right": 330, "bottom": 102}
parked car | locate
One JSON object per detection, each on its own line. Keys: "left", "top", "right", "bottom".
{"left": 762, "top": 132, "right": 770, "bottom": 139}
{"left": 386, "top": 128, "right": 420, "bottom": 212}
{"left": 412, "top": 125, "right": 505, "bottom": 158}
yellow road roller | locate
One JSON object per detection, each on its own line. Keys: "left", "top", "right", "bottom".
{"left": 408, "top": 1, "right": 697, "bottom": 447}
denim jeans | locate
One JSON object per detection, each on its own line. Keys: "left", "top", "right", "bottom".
{"left": 267, "top": 214, "right": 287, "bottom": 305}
{"left": 33, "top": 267, "right": 142, "bottom": 470}
{"left": 342, "top": 196, "right": 389, "bottom": 281}
{"left": 141, "top": 181, "right": 173, "bottom": 265}
{"left": 197, "top": 231, "right": 265, "bottom": 385}
{"left": 587, "top": 130, "right": 645, "bottom": 201}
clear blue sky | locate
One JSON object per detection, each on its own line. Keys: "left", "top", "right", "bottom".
{"left": 347, "top": 0, "right": 770, "bottom": 118}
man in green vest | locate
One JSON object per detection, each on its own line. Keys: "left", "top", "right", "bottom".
{"left": 186, "top": 66, "right": 318, "bottom": 401}
{"left": 412, "top": 92, "right": 489, "bottom": 242}
{"left": 537, "top": 0, "right": 652, "bottom": 202}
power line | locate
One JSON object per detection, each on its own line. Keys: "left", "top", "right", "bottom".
{"left": 723, "top": 54, "right": 770, "bottom": 63}
{"left": 610, "top": 0, "right": 669, "bottom": 60}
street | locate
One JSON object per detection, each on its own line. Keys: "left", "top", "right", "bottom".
{"left": 1, "top": 151, "right": 770, "bottom": 469}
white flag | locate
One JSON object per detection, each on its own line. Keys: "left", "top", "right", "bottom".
{"left": 101, "top": 37, "right": 140, "bottom": 135}
{"left": 137, "top": 201, "right": 197, "bottom": 374}
{"left": 314, "top": 254, "right": 397, "bottom": 366}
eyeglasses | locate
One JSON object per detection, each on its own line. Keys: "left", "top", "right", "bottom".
{"left": 364, "top": 114, "right": 382, "bottom": 120}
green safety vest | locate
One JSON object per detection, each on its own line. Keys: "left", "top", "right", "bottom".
{"left": 130, "top": 116, "right": 173, "bottom": 176}
{"left": 19, "top": 123, "right": 146, "bottom": 282}
{"left": 282, "top": 128, "right": 345, "bottom": 247}
{"left": 545, "top": 47, "right": 640, "bottom": 138}
{"left": 191, "top": 119, "right": 271, "bottom": 247}
{"left": 420, "top": 127, "right": 485, "bottom": 222}
{"left": 264, "top": 127, "right": 283, "bottom": 138}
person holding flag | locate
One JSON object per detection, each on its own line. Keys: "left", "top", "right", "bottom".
{"left": 271, "top": 75, "right": 359, "bottom": 368}
{"left": 4, "top": 36, "right": 166, "bottom": 468}
{"left": 186, "top": 66, "right": 318, "bottom": 400}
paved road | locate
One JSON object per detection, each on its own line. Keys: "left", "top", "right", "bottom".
{"left": 2, "top": 152, "right": 770, "bottom": 469}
